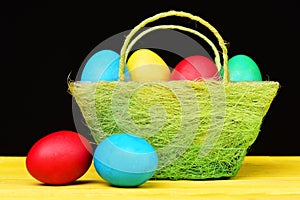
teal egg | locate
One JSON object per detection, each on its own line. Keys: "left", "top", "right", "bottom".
{"left": 93, "top": 133, "right": 158, "bottom": 187}
{"left": 221, "top": 54, "right": 262, "bottom": 82}
{"left": 80, "top": 49, "right": 130, "bottom": 82}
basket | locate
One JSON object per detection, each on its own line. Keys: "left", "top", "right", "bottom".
{"left": 68, "top": 10, "right": 279, "bottom": 180}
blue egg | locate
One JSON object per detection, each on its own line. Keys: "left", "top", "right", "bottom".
{"left": 93, "top": 133, "right": 158, "bottom": 187}
{"left": 80, "top": 49, "right": 130, "bottom": 82}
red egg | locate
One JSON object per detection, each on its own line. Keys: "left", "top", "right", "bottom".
{"left": 169, "top": 55, "right": 220, "bottom": 81}
{"left": 26, "top": 130, "right": 93, "bottom": 185}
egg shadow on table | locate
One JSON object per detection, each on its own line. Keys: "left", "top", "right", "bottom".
{"left": 36, "top": 180, "right": 100, "bottom": 186}
{"left": 106, "top": 181, "right": 158, "bottom": 189}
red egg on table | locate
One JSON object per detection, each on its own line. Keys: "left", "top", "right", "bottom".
{"left": 25, "top": 130, "right": 93, "bottom": 185}
{"left": 169, "top": 55, "right": 220, "bottom": 81}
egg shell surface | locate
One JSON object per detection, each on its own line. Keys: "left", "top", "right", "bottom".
{"left": 80, "top": 49, "right": 130, "bottom": 82}
{"left": 127, "top": 49, "right": 171, "bottom": 82}
{"left": 93, "top": 133, "right": 158, "bottom": 187}
{"left": 170, "top": 55, "right": 220, "bottom": 81}
{"left": 26, "top": 130, "right": 93, "bottom": 185}
{"left": 224, "top": 54, "right": 262, "bottom": 82}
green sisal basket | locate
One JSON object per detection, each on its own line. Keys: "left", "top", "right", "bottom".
{"left": 69, "top": 10, "right": 279, "bottom": 180}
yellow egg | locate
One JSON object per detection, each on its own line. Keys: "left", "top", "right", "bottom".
{"left": 127, "top": 49, "right": 171, "bottom": 82}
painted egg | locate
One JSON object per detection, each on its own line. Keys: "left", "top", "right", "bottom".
{"left": 80, "top": 49, "right": 130, "bottom": 82}
{"left": 127, "top": 49, "right": 171, "bottom": 82}
{"left": 222, "top": 54, "right": 262, "bottom": 82}
{"left": 26, "top": 130, "right": 93, "bottom": 185}
{"left": 93, "top": 133, "right": 158, "bottom": 187}
{"left": 169, "top": 55, "right": 220, "bottom": 81}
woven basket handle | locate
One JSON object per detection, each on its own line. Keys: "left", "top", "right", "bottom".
{"left": 119, "top": 10, "right": 229, "bottom": 82}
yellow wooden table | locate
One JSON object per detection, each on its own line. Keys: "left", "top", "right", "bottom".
{"left": 0, "top": 156, "right": 299, "bottom": 199}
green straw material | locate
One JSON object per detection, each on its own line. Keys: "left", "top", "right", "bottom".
{"left": 69, "top": 81, "right": 279, "bottom": 180}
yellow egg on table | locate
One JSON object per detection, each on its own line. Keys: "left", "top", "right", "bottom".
{"left": 127, "top": 49, "right": 171, "bottom": 82}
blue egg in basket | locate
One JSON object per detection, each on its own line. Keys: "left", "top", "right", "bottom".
{"left": 93, "top": 133, "right": 158, "bottom": 187}
{"left": 80, "top": 49, "right": 130, "bottom": 82}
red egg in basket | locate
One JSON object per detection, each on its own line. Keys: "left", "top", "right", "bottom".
{"left": 169, "top": 55, "right": 220, "bottom": 81}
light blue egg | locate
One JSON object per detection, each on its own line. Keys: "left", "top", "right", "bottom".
{"left": 93, "top": 133, "right": 158, "bottom": 187}
{"left": 80, "top": 49, "right": 130, "bottom": 82}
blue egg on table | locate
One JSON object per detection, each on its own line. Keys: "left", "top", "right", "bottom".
{"left": 80, "top": 49, "right": 130, "bottom": 82}
{"left": 93, "top": 133, "right": 158, "bottom": 187}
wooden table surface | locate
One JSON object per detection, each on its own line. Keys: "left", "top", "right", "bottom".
{"left": 0, "top": 156, "right": 299, "bottom": 199}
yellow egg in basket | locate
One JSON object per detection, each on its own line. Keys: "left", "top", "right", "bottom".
{"left": 127, "top": 48, "right": 171, "bottom": 82}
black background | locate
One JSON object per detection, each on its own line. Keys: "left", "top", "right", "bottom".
{"left": 1, "top": 0, "right": 299, "bottom": 156}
